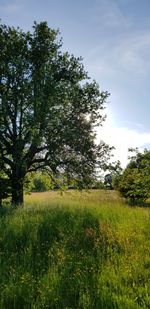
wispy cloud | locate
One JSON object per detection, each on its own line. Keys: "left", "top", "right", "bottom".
{"left": 0, "top": 0, "right": 23, "bottom": 15}
{"left": 87, "top": 30, "right": 150, "bottom": 81}
{"left": 91, "top": 0, "right": 130, "bottom": 29}
{"left": 112, "top": 32, "right": 150, "bottom": 74}
{"left": 86, "top": 0, "right": 150, "bottom": 78}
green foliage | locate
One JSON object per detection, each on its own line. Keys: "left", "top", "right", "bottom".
{"left": 32, "top": 173, "right": 52, "bottom": 192}
{"left": 104, "top": 161, "right": 123, "bottom": 190}
{"left": 0, "top": 21, "right": 111, "bottom": 205}
{"left": 0, "top": 177, "right": 11, "bottom": 205}
{"left": 118, "top": 149, "right": 150, "bottom": 204}
{"left": 0, "top": 191, "right": 150, "bottom": 308}
{"left": 24, "top": 172, "right": 53, "bottom": 192}
{"left": 92, "top": 180, "right": 105, "bottom": 189}
{"left": 0, "top": 157, "right": 11, "bottom": 205}
{"left": 112, "top": 173, "right": 123, "bottom": 190}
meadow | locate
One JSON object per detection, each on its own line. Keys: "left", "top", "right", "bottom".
{"left": 0, "top": 190, "right": 150, "bottom": 308}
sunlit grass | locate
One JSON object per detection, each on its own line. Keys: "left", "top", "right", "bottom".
{"left": 0, "top": 190, "right": 150, "bottom": 308}
{"left": 25, "top": 189, "right": 125, "bottom": 208}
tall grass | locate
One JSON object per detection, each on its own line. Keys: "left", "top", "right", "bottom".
{"left": 0, "top": 190, "right": 150, "bottom": 308}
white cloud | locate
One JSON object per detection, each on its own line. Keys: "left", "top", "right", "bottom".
{"left": 97, "top": 110, "right": 150, "bottom": 168}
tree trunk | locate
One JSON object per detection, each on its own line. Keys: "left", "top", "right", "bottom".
{"left": 11, "top": 177, "right": 24, "bottom": 206}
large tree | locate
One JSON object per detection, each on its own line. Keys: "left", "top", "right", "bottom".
{"left": 0, "top": 21, "right": 111, "bottom": 205}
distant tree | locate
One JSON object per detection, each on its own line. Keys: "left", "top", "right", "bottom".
{"left": 118, "top": 149, "right": 150, "bottom": 204}
{"left": 0, "top": 21, "right": 112, "bottom": 205}
{"left": 104, "top": 173, "right": 113, "bottom": 189}
{"left": 26, "top": 172, "right": 53, "bottom": 192}
{"left": 104, "top": 160, "right": 122, "bottom": 190}
{"left": 24, "top": 171, "right": 52, "bottom": 192}
{"left": 111, "top": 160, "right": 123, "bottom": 189}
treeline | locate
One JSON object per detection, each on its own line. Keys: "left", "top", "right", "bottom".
{"left": 1, "top": 148, "right": 150, "bottom": 206}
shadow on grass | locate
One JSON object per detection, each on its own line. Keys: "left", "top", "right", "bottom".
{"left": 128, "top": 199, "right": 150, "bottom": 208}
{"left": 0, "top": 203, "right": 17, "bottom": 218}
{"left": 141, "top": 200, "right": 150, "bottom": 208}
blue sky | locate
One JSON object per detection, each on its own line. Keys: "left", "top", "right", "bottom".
{"left": 1, "top": 0, "right": 150, "bottom": 166}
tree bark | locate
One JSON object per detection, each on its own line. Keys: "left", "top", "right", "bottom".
{"left": 11, "top": 177, "right": 24, "bottom": 206}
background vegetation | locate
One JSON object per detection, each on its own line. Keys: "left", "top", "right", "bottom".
{"left": 117, "top": 149, "right": 150, "bottom": 204}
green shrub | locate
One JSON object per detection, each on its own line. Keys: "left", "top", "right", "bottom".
{"left": 25, "top": 172, "right": 52, "bottom": 192}
{"left": 118, "top": 149, "right": 150, "bottom": 204}
{"left": 0, "top": 177, "right": 11, "bottom": 206}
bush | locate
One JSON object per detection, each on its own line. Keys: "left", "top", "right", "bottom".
{"left": 24, "top": 172, "right": 53, "bottom": 192}
{"left": 118, "top": 149, "right": 150, "bottom": 204}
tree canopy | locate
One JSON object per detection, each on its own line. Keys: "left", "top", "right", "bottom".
{"left": 118, "top": 148, "right": 150, "bottom": 204}
{"left": 0, "top": 21, "right": 111, "bottom": 205}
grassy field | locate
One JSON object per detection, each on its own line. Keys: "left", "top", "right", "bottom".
{"left": 0, "top": 190, "right": 150, "bottom": 308}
